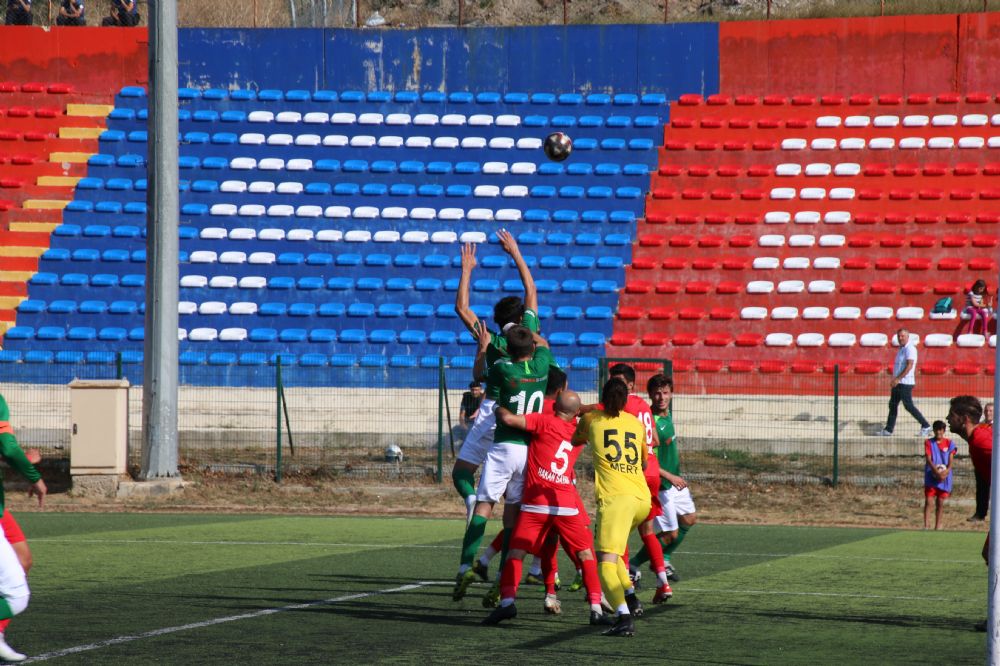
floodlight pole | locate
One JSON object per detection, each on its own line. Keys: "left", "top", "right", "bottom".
{"left": 141, "top": 0, "right": 180, "bottom": 479}
{"left": 988, "top": 267, "right": 1000, "bottom": 663}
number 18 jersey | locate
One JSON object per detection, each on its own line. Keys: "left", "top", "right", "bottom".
{"left": 521, "top": 412, "right": 582, "bottom": 513}
{"left": 576, "top": 410, "right": 650, "bottom": 502}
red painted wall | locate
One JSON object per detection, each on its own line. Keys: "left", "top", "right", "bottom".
{"left": 0, "top": 26, "right": 146, "bottom": 97}
{"left": 718, "top": 12, "right": 1000, "bottom": 96}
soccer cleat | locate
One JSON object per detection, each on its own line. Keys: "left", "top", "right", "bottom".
{"left": 543, "top": 593, "right": 562, "bottom": 615}
{"left": 482, "top": 603, "right": 517, "bottom": 625}
{"left": 523, "top": 572, "right": 544, "bottom": 586}
{"left": 0, "top": 636, "right": 25, "bottom": 663}
{"left": 482, "top": 581, "right": 501, "bottom": 608}
{"left": 452, "top": 569, "right": 478, "bottom": 601}
{"left": 568, "top": 571, "right": 584, "bottom": 592}
{"left": 589, "top": 610, "right": 615, "bottom": 626}
{"left": 665, "top": 563, "right": 680, "bottom": 582}
{"left": 628, "top": 568, "right": 641, "bottom": 590}
{"left": 877, "top": 429, "right": 892, "bottom": 437}
{"left": 919, "top": 426, "right": 933, "bottom": 438}
{"left": 652, "top": 583, "right": 673, "bottom": 604}
{"left": 472, "top": 560, "right": 490, "bottom": 582}
{"left": 625, "top": 591, "right": 644, "bottom": 618}
{"left": 554, "top": 572, "right": 562, "bottom": 591}
{"left": 969, "top": 514, "right": 986, "bottom": 523}
{"left": 602, "top": 613, "right": 636, "bottom": 637}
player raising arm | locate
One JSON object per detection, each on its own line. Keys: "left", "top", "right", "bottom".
{"left": 481, "top": 390, "right": 613, "bottom": 627}
{"left": 450, "top": 232, "right": 540, "bottom": 523}
{"left": 0, "top": 394, "right": 46, "bottom": 662}
{"left": 572, "top": 378, "right": 650, "bottom": 637}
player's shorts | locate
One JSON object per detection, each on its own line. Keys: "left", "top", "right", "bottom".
{"left": 594, "top": 494, "right": 648, "bottom": 556}
{"left": 575, "top": 492, "right": 590, "bottom": 526}
{"left": 654, "top": 486, "right": 697, "bottom": 534}
{"left": 511, "top": 509, "right": 594, "bottom": 556}
{"left": 456, "top": 398, "right": 496, "bottom": 466}
{"left": 0, "top": 511, "right": 25, "bottom": 545}
{"left": 476, "top": 442, "right": 528, "bottom": 504}
{"left": 924, "top": 486, "right": 951, "bottom": 499}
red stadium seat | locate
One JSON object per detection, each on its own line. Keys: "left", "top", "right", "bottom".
{"left": 721, "top": 258, "right": 748, "bottom": 270}
{"left": 649, "top": 307, "right": 675, "bottom": 320}
{"left": 849, "top": 93, "right": 874, "bottom": 105}
{"left": 645, "top": 212, "right": 670, "bottom": 225}
{"left": 706, "top": 94, "right": 731, "bottom": 105}
{"left": 698, "top": 235, "right": 724, "bottom": 248}
{"left": 631, "top": 257, "right": 657, "bottom": 270}
{"left": 747, "top": 164, "right": 774, "bottom": 177}
{"left": 909, "top": 235, "right": 935, "bottom": 248}
{"left": 786, "top": 117, "right": 809, "bottom": 129}
{"left": 982, "top": 189, "right": 1000, "bottom": 200}
{"left": 877, "top": 93, "right": 902, "bottom": 105}
{"left": 34, "top": 107, "right": 58, "bottom": 118}
{"left": 762, "top": 94, "right": 786, "bottom": 105}
{"left": 844, "top": 257, "right": 871, "bottom": 270}
{"left": 907, "top": 93, "right": 931, "bottom": 104}
{"left": 672, "top": 359, "right": 693, "bottom": 373}
{"left": 668, "top": 234, "right": 695, "bottom": 247}
{"left": 695, "top": 360, "right": 724, "bottom": 373}
{"left": 616, "top": 306, "right": 644, "bottom": 320}
{"left": 691, "top": 258, "right": 717, "bottom": 270}
{"left": 20, "top": 82, "right": 44, "bottom": 92}
{"left": 47, "top": 83, "right": 73, "bottom": 94}
{"left": 610, "top": 332, "right": 637, "bottom": 346}
{"left": 693, "top": 141, "right": 717, "bottom": 152}
{"left": 970, "top": 258, "right": 998, "bottom": 271}
{"left": 905, "top": 258, "right": 932, "bottom": 270}
{"left": 723, "top": 140, "right": 748, "bottom": 151}
{"left": 954, "top": 363, "right": 981, "bottom": 376}
{"left": 933, "top": 282, "right": 962, "bottom": 295}
{"left": 858, "top": 189, "right": 882, "bottom": 200}
{"left": 967, "top": 92, "right": 991, "bottom": 103}
{"left": 920, "top": 362, "right": 948, "bottom": 376}
{"left": 871, "top": 281, "right": 897, "bottom": 294}
{"left": 734, "top": 213, "right": 760, "bottom": 225}
{"left": 791, "top": 361, "right": 818, "bottom": 374}
{"left": 652, "top": 188, "right": 676, "bottom": 200}
{"left": 678, "top": 94, "right": 703, "bottom": 106}
{"left": 681, "top": 188, "right": 706, "bottom": 200}
{"left": 740, "top": 189, "right": 766, "bottom": 201}
{"left": 919, "top": 189, "right": 944, "bottom": 201}
{"left": 728, "top": 360, "right": 755, "bottom": 373}
{"left": 977, "top": 214, "right": 1000, "bottom": 224}
{"left": 625, "top": 280, "right": 652, "bottom": 294}
{"left": 759, "top": 360, "right": 785, "bottom": 374}
{"left": 716, "top": 165, "right": 741, "bottom": 177}
{"left": 841, "top": 281, "right": 867, "bottom": 293}
{"left": 954, "top": 163, "right": 979, "bottom": 176}
{"left": 921, "top": 163, "right": 947, "bottom": 177}
{"left": 848, "top": 234, "right": 875, "bottom": 248}
{"left": 658, "top": 164, "right": 682, "bottom": 176}
{"left": 751, "top": 140, "right": 776, "bottom": 151}
{"left": 734, "top": 94, "right": 758, "bottom": 105}
{"left": 6, "top": 107, "right": 30, "bottom": 118}
{"left": 914, "top": 214, "right": 941, "bottom": 225}
{"left": 664, "top": 140, "right": 689, "bottom": 151}
{"left": 700, "top": 117, "right": 724, "bottom": 129}
{"left": 704, "top": 213, "right": 731, "bottom": 225}
{"left": 901, "top": 281, "right": 929, "bottom": 294}
{"left": 946, "top": 213, "right": 972, "bottom": 225}
{"left": 678, "top": 307, "right": 706, "bottom": 319}
{"left": 660, "top": 257, "right": 685, "bottom": 270}
{"left": 728, "top": 118, "right": 751, "bottom": 129}
{"left": 884, "top": 213, "right": 909, "bottom": 225}
{"left": 757, "top": 117, "right": 781, "bottom": 129}
{"left": 875, "top": 257, "right": 902, "bottom": 270}
{"left": 710, "top": 188, "right": 736, "bottom": 200}
{"left": 820, "top": 94, "right": 845, "bottom": 105}
{"left": 936, "top": 92, "right": 960, "bottom": 103}
{"left": 734, "top": 333, "right": 763, "bottom": 347}
{"left": 791, "top": 94, "right": 816, "bottom": 105}
{"left": 729, "top": 235, "right": 754, "bottom": 248}
{"left": 687, "top": 164, "right": 712, "bottom": 177}
{"left": 671, "top": 118, "right": 695, "bottom": 129}
{"left": 951, "top": 189, "right": 975, "bottom": 200}
{"left": 708, "top": 309, "right": 737, "bottom": 321}
{"left": 0, "top": 82, "right": 17, "bottom": 93}
{"left": 941, "top": 235, "right": 968, "bottom": 248}
{"left": 655, "top": 281, "right": 681, "bottom": 294}
{"left": 641, "top": 333, "right": 669, "bottom": 346}
{"left": 938, "top": 258, "right": 963, "bottom": 271}
{"left": 973, "top": 235, "right": 999, "bottom": 248}
{"left": 824, "top": 361, "right": 850, "bottom": 374}
{"left": 879, "top": 234, "right": 905, "bottom": 248}
{"left": 638, "top": 234, "right": 666, "bottom": 247}
{"left": 853, "top": 213, "right": 878, "bottom": 225}
{"left": 675, "top": 214, "right": 699, "bottom": 225}
{"left": 717, "top": 281, "right": 743, "bottom": 294}
{"left": 671, "top": 333, "right": 699, "bottom": 346}
{"left": 855, "top": 361, "right": 884, "bottom": 374}
{"left": 985, "top": 163, "right": 1000, "bottom": 176}
{"left": 889, "top": 189, "right": 915, "bottom": 201}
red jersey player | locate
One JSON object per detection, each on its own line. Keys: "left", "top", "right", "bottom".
{"left": 482, "top": 390, "right": 613, "bottom": 627}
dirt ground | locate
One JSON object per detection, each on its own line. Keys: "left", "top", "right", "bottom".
{"left": 2, "top": 470, "right": 988, "bottom": 535}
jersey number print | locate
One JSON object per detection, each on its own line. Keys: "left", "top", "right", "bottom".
{"left": 603, "top": 429, "right": 639, "bottom": 465}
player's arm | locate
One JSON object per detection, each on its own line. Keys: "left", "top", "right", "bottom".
{"left": 639, "top": 425, "right": 648, "bottom": 470}
{"left": 456, "top": 243, "right": 482, "bottom": 335}
{"left": 0, "top": 429, "right": 45, "bottom": 506}
{"left": 472, "top": 322, "right": 491, "bottom": 382}
{"left": 531, "top": 331, "right": 549, "bottom": 349}
{"left": 891, "top": 359, "right": 914, "bottom": 387}
{"left": 571, "top": 416, "right": 590, "bottom": 448}
{"left": 662, "top": 470, "right": 687, "bottom": 490}
{"left": 497, "top": 228, "right": 537, "bottom": 314}
{"left": 495, "top": 406, "right": 528, "bottom": 432}
{"left": 924, "top": 442, "right": 934, "bottom": 470}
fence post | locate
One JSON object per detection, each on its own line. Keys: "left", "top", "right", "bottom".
{"left": 275, "top": 361, "right": 283, "bottom": 483}
{"left": 437, "top": 357, "right": 444, "bottom": 483}
{"left": 832, "top": 364, "right": 840, "bottom": 486}
{"left": 115, "top": 351, "right": 123, "bottom": 380}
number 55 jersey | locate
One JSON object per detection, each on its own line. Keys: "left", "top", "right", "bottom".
{"left": 520, "top": 412, "right": 583, "bottom": 514}
{"left": 575, "top": 410, "right": 651, "bottom": 503}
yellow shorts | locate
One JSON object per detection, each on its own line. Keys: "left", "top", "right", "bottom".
{"left": 594, "top": 494, "right": 648, "bottom": 556}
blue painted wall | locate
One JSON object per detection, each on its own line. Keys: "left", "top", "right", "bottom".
{"left": 179, "top": 24, "right": 719, "bottom": 97}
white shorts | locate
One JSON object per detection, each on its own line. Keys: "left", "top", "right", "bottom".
{"left": 653, "top": 486, "right": 696, "bottom": 534}
{"left": 456, "top": 398, "right": 496, "bottom": 466}
{"left": 0, "top": 520, "right": 29, "bottom": 617}
{"left": 476, "top": 442, "right": 528, "bottom": 504}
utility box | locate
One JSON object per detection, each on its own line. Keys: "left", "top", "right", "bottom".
{"left": 69, "top": 379, "right": 130, "bottom": 496}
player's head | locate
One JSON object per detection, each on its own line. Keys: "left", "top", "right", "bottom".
{"left": 647, "top": 373, "right": 673, "bottom": 413}
{"left": 608, "top": 363, "right": 636, "bottom": 391}
{"left": 555, "top": 389, "right": 581, "bottom": 420}
{"left": 545, "top": 366, "right": 568, "bottom": 398}
{"left": 947, "top": 395, "right": 983, "bottom": 438}
{"left": 493, "top": 296, "right": 525, "bottom": 331}
{"left": 505, "top": 325, "right": 534, "bottom": 361}
{"left": 601, "top": 378, "right": 629, "bottom": 417}
{"left": 932, "top": 420, "right": 947, "bottom": 436}
{"left": 986, "top": 403, "right": 994, "bottom": 424}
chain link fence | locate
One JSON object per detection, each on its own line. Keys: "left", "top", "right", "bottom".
{"left": 1, "top": 356, "right": 993, "bottom": 488}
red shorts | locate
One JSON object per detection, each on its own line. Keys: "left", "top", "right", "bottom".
{"left": 575, "top": 492, "right": 590, "bottom": 526}
{"left": 924, "top": 486, "right": 951, "bottom": 499}
{"left": 0, "top": 510, "right": 26, "bottom": 544}
{"left": 510, "top": 509, "right": 595, "bottom": 556}
{"left": 644, "top": 455, "right": 662, "bottom": 521}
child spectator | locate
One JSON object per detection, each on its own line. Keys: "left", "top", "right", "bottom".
{"left": 963, "top": 279, "right": 993, "bottom": 335}
{"left": 56, "top": 0, "right": 84, "bottom": 25}
{"left": 5, "top": 0, "right": 31, "bottom": 25}
{"left": 924, "top": 420, "right": 957, "bottom": 530}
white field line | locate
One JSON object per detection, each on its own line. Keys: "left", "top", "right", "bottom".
{"left": 30, "top": 538, "right": 983, "bottom": 564}
{"left": 679, "top": 587, "right": 958, "bottom": 602}
{"left": 23, "top": 581, "right": 448, "bottom": 663}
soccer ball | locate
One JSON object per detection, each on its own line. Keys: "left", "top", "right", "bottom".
{"left": 385, "top": 444, "right": 403, "bottom": 463}
{"left": 543, "top": 132, "right": 573, "bottom": 162}
{"left": 935, "top": 464, "right": 948, "bottom": 475}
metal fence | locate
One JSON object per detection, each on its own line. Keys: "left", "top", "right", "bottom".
{"left": 0, "top": 356, "right": 994, "bottom": 486}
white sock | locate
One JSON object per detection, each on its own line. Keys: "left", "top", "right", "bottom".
{"left": 528, "top": 557, "right": 543, "bottom": 577}
{"left": 616, "top": 602, "right": 630, "bottom": 616}
{"left": 657, "top": 571, "right": 669, "bottom": 586}
{"left": 480, "top": 545, "right": 498, "bottom": 566}
{"left": 590, "top": 603, "right": 603, "bottom": 613}
{"left": 500, "top": 597, "right": 515, "bottom": 608}
{"left": 458, "top": 564, "right": 470, "bottom": 575}
{"left": 624, "top": 586, "right": 635, "bottom": 596}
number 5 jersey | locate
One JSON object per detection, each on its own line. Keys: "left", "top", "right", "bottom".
{"left": 520, "top": 412, "right": 583, "bottom": 515}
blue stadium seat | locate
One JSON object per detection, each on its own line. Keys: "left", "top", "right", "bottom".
{"left": 330, "top": 354, "right": 357, "bottom": 367}
{"left": 309, "top": 329, "right": 336, "bottom": 343}
{"left": 289, "top": 303, "right": 317, "bottom": 317}
{"left": 399, "top": 330, "right": 427, "bottom": 345}
{"left": 259, "top": 304, "right": 287, "bottom": 317}
{"left": 300, "top": 353, "right": 328, "bottom": 367}
{"left": 339, "top": 329, "right": 365, "bottom": 344}
{"left": 347, "top": 303, "right": 375, "bottom": 318}
{"left": 249, "top": 328, "right": 278, "bottom": 342}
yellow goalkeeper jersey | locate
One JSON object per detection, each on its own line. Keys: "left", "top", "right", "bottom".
{"left": 574, "top": 410, "right": 650, "bottom": 502}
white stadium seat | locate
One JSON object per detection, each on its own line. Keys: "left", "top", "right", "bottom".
{"left": 765, "top": 333, "right": 793, "bottom": 347}
{"left": 740, "top": 307, "right": 767, "bottom": 320}
{"left": 860, "top": 333, "right": 888, "bottom": 347}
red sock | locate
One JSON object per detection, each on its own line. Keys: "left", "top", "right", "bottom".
{"left": 540, "top": 536, "right": 559, "bottom": 594}
{"left": 0, "top": 619, "right": 9, "bottom": 633}
{"left": 641, "top": 532, "right": 667, "bottom": 575}
{"left": 489, "top": 530, "right": 504, "bottom": 553}
{"left": 500, "top": 557, "right": 523, "bottom": 601}
{"left": 580, "top": 556, "right": 602, "bottom": 606}
{"left": 560, "top": 536, "right": 582, "bottom": 570}
{"left": 622, "top": 545, "right": 631, "bottom": 571}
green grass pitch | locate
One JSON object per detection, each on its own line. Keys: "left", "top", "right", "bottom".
{"left": 3, "top": 513, "right": 988, "bottom": 664}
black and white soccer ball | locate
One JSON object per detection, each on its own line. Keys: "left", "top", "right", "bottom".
{"left": 543, "top": 132, "right": 573, "bottom": 162}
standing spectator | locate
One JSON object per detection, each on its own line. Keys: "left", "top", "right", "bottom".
{"left": 56, "top": 0, "right": 84, "bottom": 25}
{"left": 923, "top": 421, "right": 956, "bottom": 530}
{"left": 5, "top": 0, "right": 31, "bottom": 25}
{"left": 971, "top": 402, "right": 995, "bottom": 522}
{"left": 962, "top": 279, "right": 992, "bottom": 335}
{"left": 946, "top": 395, "right": 993, "bottom": 631}
{"left": 878, "top": 328, "right": 932, "bottom": 438}
{"left": 453, "top": 382, "right": 484, "bottom": 445}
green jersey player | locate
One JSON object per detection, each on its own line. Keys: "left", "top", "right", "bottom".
{"left": 648, "top": 374, "right": 697, "bottom": 582}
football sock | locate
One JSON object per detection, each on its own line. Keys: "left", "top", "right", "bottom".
{"left": 657, "top": 571, "right": 669, "bottom": 586}
{"left": 500, "top": 556, "right": 522, "bottom": 601}
{"left": 500, "top": 598, "right": 515, "bottom": 608}
{"left": 460, "top": 515, "right": 489, "bottom": 568}
{"left": 630, "top": 544, "right": 650, "bottom": 569}
{"left": 0, "top": 620, "right": 9, "bottom": 633}
{"left": 616, "top": 602, "right": 629, "bottom": 616}
{"left": 622, "top": 545, "right": 630, "bottom": 571}
{"left": 664, "top": 525, "right": 691, "bottom": 561}
{"left": 452, "top": 468, "right": 476, "bottom": 501}
{"left": 590, "top": 603, "right": 603, "bottom": 613}
{"left": 641, "top": 531, "right": 667, "bottom": 574}
{"left": 479, "top": 530, "right": 504, "bottom": 566}
{"left": 539, "top": 536, "right": 559, "bottom": 593}
{"left": 581, "top": 558, "right": 603, "bottom": 606}
{"left": 616, "top": 558, "right": 633, "bottom": 593}
{"left": 0, "top": 599, "right": 13, "bottom": 621}
{"left": 598, "top": 561, "right": 626, "bottom": 611}
{"left": 528, "top": 558, "right": 542, "bottom": 577}
{"left": 497, "top": 527, "right": 512, "bottom": 572}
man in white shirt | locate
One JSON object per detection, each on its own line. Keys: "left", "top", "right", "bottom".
{"left": 879, "top": 328, "right": 932, "bottom": 437}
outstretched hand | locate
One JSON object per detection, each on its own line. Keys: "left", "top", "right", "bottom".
{"left": 497, "top": 228, "right": 520, "bottom": 256}
{"left": 476, "top": 322, "right": 492, "bottom": 353}
{"left": 28, "top": 479, "right": 46, "bottom": 508}
{"left": 461, "top": 243, "right": 477, "bottom": 272}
